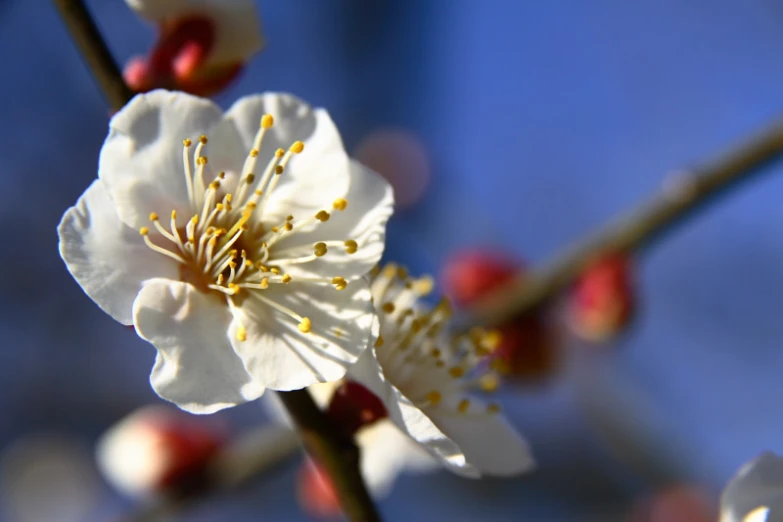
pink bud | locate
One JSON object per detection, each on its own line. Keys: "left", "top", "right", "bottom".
{"left": 569, "top": 253, "right": 636, "bottom": 343}
{"left": 297, "top": 460, "right": 341, "bottom": 519}
{"left": 441, "top": 249, "right": 560, "bottom": 381}
{"left": 96, "top": 405, "right": 225, "bottom": 498}
{"left": 629, "top": 484, "right": 717, "bottom": 522}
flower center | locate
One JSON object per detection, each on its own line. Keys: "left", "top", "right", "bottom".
{"left": 370, "top": 264, "right": 503, "bottom": 416}
{"left": 137, "top": 114, "right": 356, "bottom": 336}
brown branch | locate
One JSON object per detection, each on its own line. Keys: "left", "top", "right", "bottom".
{"left": 54, "top": 2, "right": 382, "bottom": 520}
{"left": 466, "top": 117, "right": 783, "bottom": 327}
{"left": 53, "top": 0, "right": 134, "bottom": 111}
{"left": 278, "top": 389, "right": 383, "bottom": 522}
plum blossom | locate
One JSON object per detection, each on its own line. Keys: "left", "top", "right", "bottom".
{"left": 349, "top": 263, "right": 535, "bottom": 477}
{"left": 721, "top": 452, "right": 783, "bottom": 522}
{"left": 123, "top": 0, "right": 264, "bottom": 96}
{"left": 58, "top": 90, "right": 393, "bottom": 414}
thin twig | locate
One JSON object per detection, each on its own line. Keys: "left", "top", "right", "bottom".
{"left": 278, "top": 389, "right": 383, "bottom": 522}
{"left": 465, "top": 118, "right": 783, "bottom": 327}
{"left": 54, "top": 2, "right": 382, "bottom": 520}
{"left": 53, "top": 0, "right": 134, "bottom": 110}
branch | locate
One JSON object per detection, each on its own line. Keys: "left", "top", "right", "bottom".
{"left": 54, "top": 0, "right": 134, "bottom": 111}
{"left": 278, "top": 389, "right": 383, "bottom": 522}
{"left": 466, "top": 118, "right": 783, "bottom": 327}
{"left": 54, "top": 2, "right": 382, "bottom": 520}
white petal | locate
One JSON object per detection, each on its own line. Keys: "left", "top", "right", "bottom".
{"left": 125, "top": 0, "right": 190, "bottom": 20}
{"left": 357, "top": 420, "right": 435, "bottom": 497}
{"left": 99, "top": 90, "right": 224, "bottom": 229}
{"left": 223, "top": 93, "right": 351, "bottom": 215}
{"left": 229, "top": 278, "right": 377, "bottom": 390}
{"left": 427, "top": 403, "right": 535, "bottom": 477}
{"left": 721, "top": 452, "right": 783, "bottom": 522}
{"left": 273, "top": 160, "right": 394, "bottom": 280}
{"left": 133, "top": 279, "right": 265, "bottom": 414}
{"left": 58, "top": 180, "right": 179, "bottom": 325}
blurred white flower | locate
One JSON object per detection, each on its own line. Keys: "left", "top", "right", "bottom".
{"left": 123, "top": 0, "right": 264, "bottom": 96}
{"left": 349, "top": 264, "right": 535, "bottom": 477}
{"left": 59, "top": 90, "right": 393, "bottom": 414}
{"left": 721, "top": 452, "right": 783, "bottom": 522}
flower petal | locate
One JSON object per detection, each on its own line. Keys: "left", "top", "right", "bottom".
{"left": 125, "top": 0, "right": 190, "bottom": 20}
{"left": 133, "top": 278, "right": 265, "bottom": 414}
{"left": 223, "top": 93, "right": 351, "bottom": 216}
{"left": 229, "top": 278, "right": 377, "bottom": 391}
{"left": 427, "top": 403, "right": 535, "bottom": 477}
{"left": 273, "top": 159, "right": 394, "bottom": 280}
{"left": 721, "top": 452, "right": 783, "bottom": 522}
{"left": 99, "top": 90, "right": 224, "bottom": 229}
{"left": 358, "top": 420, "right": 435, "bottom": 497}
{"left": 58, "top": 180, "right": 179, "bottom": 325}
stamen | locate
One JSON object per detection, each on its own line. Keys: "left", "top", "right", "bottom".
{"left": 182, "top": 138, "right": 195, "bottom": 208}
{"left": 457, "top": 399, "right": 470, "bottom": 413}
{"left": 332, "top": 198, "right": 348, "bottom": 211}
{"left": 425, "top": 390, "right": 442, "bottom": 407}
{"left": 332, "top": 276, "right": 347, "bottom": 290}
{"left": 139, "top": 227, "right": 187, "bottom": 264}
{"left": 344, "top": 240, "right": 358, "bottom": 254}
{"left": 236, "top": 325, "right": 247, "bottom": 342}
{"left": 298, "top": 317, "right": 312, "bottom": 333}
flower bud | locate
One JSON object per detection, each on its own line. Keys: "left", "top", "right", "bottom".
{"left": 297, "top": 459, "right": 341, "bottom": 519}
{"left": 441, "top": 249, "right": 560, "bottom": 381}
{"left": 96, "top": 405, "right": 225, "bottom": 498}
{"left": 326, "top": 380, "right": 388, "bottom": 438}
{"left": 568, "top": 253, "right": 636, "bottom": 343}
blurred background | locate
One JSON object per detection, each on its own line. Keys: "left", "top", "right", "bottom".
{"left": 3, "top": 0, "right": 783, "bottom": 520}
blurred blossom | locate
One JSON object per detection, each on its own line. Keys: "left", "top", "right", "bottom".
{"left": 630, "top": 484, "right": 716, "bottom": 522}
{"left": 568, "top": 254, "right": 636, "bottom": 344}
{"left": 266, "top": 381, "right": 435, "bottom": 515}
{"left": 354, "top": 129, "right": 430, "bottom": 209}
{"left": 123, "top": 0, "right": 264, "bottom": 96}
{"left": 0, "top": 435, "right": 101, "bottom": 522}
{"left": 96, "top": 405, "right": 225, "bottom": 498}
{"left": 441, "top": 249, "right": 560, "bottom": 381}
{"left": 721, "top": 452, "right": 783, "bottom": 522}
{"left": 57, "top": 91, "right": 393, "bottom": 413}
{"left": 349, "top": 263, "right": 534, "bottom": 477}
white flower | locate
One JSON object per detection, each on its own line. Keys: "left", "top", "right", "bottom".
{"left": 721, "top": 452, "right": 783, "bottom": 522}
{"left": 265, "top": 381, "right": 436, "bottom": 498}
{"left": 58, "top": 90, "right": 393, "bottom": 414}
{"left": 348, "top": 264, "right": 535, "bottom": 477}
{"left": 125, "top": 0, "right": 264, "bottom": 68}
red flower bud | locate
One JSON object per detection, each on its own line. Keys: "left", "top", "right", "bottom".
{"left": 569, "top": 253, "right": 636, "bottom": 343}
{"left": 441, "top": 249, "right": 560, "bottom": 381}
{"left": 96, "top": 405, "right": 225, "bottom": 498}
{"left": 326, "top": 380, "right": 388, "bottom": 438}
{"left": 297, "top": 460, "right": 341, "bottom": 519}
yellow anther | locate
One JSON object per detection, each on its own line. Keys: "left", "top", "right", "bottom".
{"left": 332, "top": 198, "right": 348, "bottom": 211}
{"left": 382, "top": 302, "right": 396, "bottom": 314}
{"left": 218, "top": 171, "right": 226, "bottom": 179}
{"left": 205, "top": 227, "right": 215, "bottom": 236}
{"left": 314, "top": 242, "right": 328, "bottom": 257}
{"left": 281, "top": 274, "right": 292, "bottom": 284}
{"left": 272, "top": 226, "right": 279, "bottom": 233}
{"left": 259, "top": 278, "right": 269, "bottom": 289}
{"left": 430, "top": 348, "right": 441, "bottom": 358}
{"left": 449, "top": 367, "right": 465, "bottom": 378}
{"left": 250, "top": 149, "right": 259, "bottom": 157}
{"left": 479, "top": 373, "right": 500, "bottom": 393}
{"left": 290, "top": 141, "right": 305, "bottom": 154}
{"left": 483, "top": 330, "right": 503, "bottom": 351}
{"left": 413, "top": 276, "right": 435, "bottom": 296}
{"left": 244, "top": 259, "right": 253, "bottom": 268}
{"left": 225, "top": 194, "right": 233, "bottom": 203}
{"left": 411, "top": 319, "right": 423, "bottom": 333}
{"left": 286, "top": 215, "right": 294, "bottom": 221}
{"left": 149, "top": 212, "right": 159, "bottom": 221}
{"left": 236, "top": 325, "right": 247, "bottom": 342}
{"left": 208, "top": 237, "right": 218, "bottom": 248}
{"left": 171, "top": 210, "right": 177, "bottom": 220}
{"left": 275, "top": 148, "right": 285, "bottom": 158}
{"left": 209, "top": 180, "right": 221, "bottom": 190}
{"left": 487, "top": 403, "right": 501, "bottom": 414}
{"left": 284, "top": 222, "right": 293, "bottom": 231}
{"left": 139, "top": 227, "right": 149, "bottom": 236}
{"left": 246, "top": 201, "right": 257, "bottom": 209}
{"left": 270, "top": 267, "right": 281, "bottom": 275}
{"left": 190, "top": 215, "right": 199, "bottom": 225}
{"left": 254, "top": 189, "right": 263, "bottom": 196}
{"left": 332, "top": 276, "right": 347, "bottom": 290}
{"left": 298, "top": 317, "right": 312, "bottom": 333}
{"left": 458, "top": 399, "right": 470, "bottom": 414}
{"left": 216, "top": 203, "right": 225, "bottom": 211}
{"left": 425, "top": 391, "right": 442, "bottom": 406}
{"left": 261, "top": 114, "right": 274, "bottom": 128}
{"left": 183, "top": 138, "right": 192, "bottom": 147}
{"left": 197, "top": 156, "right": 208, "bottom": 165}
{"left": 228, "top": 283, "right": 240, "bottom": 294}
{"left": 397, "top": 267, "right": 408, "bottom": 279}
{"left": 246, "top": 173, "right": 255, "bottom": 184}
{"left": 344, "top": 240, "right": 358, "bottom": 254}
{"left": 382, "top": 264, "right": 397, "bottom": 278}
{"left": 199, "top": 134, "right": 208, "bottom": 144}
{"left": 216, "top": 274, "right": 224, "bottom": 285}
{"left": 315, "top": 210, "right": 330, "bottom": 222}
{"left": 275, "top": 165, "right": 284, "bottom": 175}
{"left": 229, "top": 261, "right": 237, "bottom": 269}
{"left": 374, "top": 335, "right": 384, "bottom": 348}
